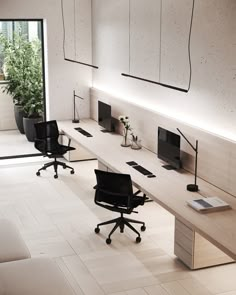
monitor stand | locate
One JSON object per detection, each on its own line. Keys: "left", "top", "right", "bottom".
{"left": 162, "top": 164, "right": 176, "bottom": 170}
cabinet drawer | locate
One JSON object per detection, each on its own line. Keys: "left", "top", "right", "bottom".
{"left": 175, "top": 228, "right": 193, "bottom": 254}
{"left": 175, "top": 218, "right": 193, "bottom": 240}
{"left": 174, "top": 243, "right": 193, "bottom": 269}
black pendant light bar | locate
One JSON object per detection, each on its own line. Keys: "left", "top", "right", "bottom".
{"left": 61, "top": 0, "right": 99, "bottom": 69}
{"left": 121, "top": 73, "right": 188, "bottom": 93}
{"left": 64, "top": 58, "right": 99, "bottom": 69}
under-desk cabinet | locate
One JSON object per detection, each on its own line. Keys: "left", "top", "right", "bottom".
{"left": 61, "top": 135, "right": 95, "bottom": 162}
{"left": 174, "top": 218, "right": 234, "bottom": 269}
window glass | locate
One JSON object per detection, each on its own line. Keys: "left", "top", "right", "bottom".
{"left": 0, "top": 21, "right": 41, "bottom": 77}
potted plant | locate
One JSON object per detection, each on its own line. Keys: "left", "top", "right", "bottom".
{"left": 22, "top": 40, "right": 44, "bottom": 142}
{"left": 0, "top": 32, "right": 43, "bottom": 134}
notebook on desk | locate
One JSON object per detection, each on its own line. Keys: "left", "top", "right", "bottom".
{"left": 187, "top": 197, "right": 231, "bottom": 213}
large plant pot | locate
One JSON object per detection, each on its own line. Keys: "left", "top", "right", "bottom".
{"left": 23, "top": 117, "right": 43, "bottom": 142}
{"left": 14, "top": 104, "right": 26, "bottom": 134}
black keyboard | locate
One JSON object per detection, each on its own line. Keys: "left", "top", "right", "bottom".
{"left": 132, "top": 165, "right": 153, "bottom": 176}
{"left": 74, "top": 127, "right": 93, "bottom": 137}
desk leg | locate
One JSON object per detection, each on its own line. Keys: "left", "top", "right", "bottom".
{"left": 174, "top": 218, "right": 234, "bottom": 269}
{"left": 98, "top": 161, "right": 113, "bottom": 172}
{"left": 60, "top": 135, "right": 95, "bottom": 162}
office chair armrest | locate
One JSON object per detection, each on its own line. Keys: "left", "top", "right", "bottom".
{"left": 134, "top": 190, "right": 152, "bottom": 203}
{"left": 134, "top": 190, "right": 146, "bottom": 198}
{"left": 59, "top": 132, "right": 72, "bottom": 147}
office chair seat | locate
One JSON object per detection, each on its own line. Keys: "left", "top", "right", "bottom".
{"left": 34, "top": 120, "right": 75, "bottom": 179}
{"left": 94, "top": 169, "right": 147, "bottom": 244}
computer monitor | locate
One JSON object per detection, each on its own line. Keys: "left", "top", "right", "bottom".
{"left": 98, "top": 101, "right": 114, "bottom": 132}
{"left": 157, "top": 126, "right": 181, "bottom": 170}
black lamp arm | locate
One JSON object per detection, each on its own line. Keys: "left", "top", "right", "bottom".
{"left": 176, "top": 128, "right": 197, "bottom": 152}
{"left": 73, "top": 90, "right": 84, "bottom": 100}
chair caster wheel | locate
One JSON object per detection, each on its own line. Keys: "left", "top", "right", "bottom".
{"left": 94, "top": 227, "right": 100, "bottom": 234}
{"left": 136, "top": 236, "right": 141, "bottom": 243}
{"left": 54, "top": 175, "right": 58, "bottom": 179}
{"left": 141, "top": 225, "right": 146, "bottom": 231}
{"left": 36, "top": 172, "right": 40, "bottom": 176}
{"left": 70, "top": 170, "right": 75, "bottom": 174}
{"left": 63, "top": 165, "right": 66, "bottom": 169}
{"left": 106, "top": 238, "right": 111, "bottom": 244}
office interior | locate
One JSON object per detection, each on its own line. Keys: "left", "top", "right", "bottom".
{"left": 0, "top": 0, "right": 236, "bottom": 294}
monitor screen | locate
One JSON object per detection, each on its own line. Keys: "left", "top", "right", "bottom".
{"left": 98, "top": 101, "right": 113, "bottom": 132}
{"left": 158, "top": 127, "right": 181, "bottom": 170}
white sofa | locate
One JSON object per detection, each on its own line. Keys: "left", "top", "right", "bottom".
{"left": 0, "top": 219, "right": 31, "bottom": 263}
{"left": 0, "top": 219, "right": 75, "bottom": 295}
{"left": 0, "top": 257, "right": 75, "bottom": 295}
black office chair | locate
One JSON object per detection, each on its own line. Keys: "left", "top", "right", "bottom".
{"left": 94, "top": 169, "right": 147, "bottom": 244}
{"left": 34, "top": 120, "right": 75, "bottom": 179}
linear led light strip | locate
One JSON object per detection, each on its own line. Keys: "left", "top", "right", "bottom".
{"left": 121, "top": 0, "right": 195, "bottom": 93}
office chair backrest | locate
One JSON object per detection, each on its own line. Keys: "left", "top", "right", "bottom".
{"left": 34, "top": 120, "right": 59, "bottom": 140}
{"left": 94, "top": 169, "right": 134, "bottom": 208}
{"left": 34, "top": 120, "right": 60, "bottom": 154}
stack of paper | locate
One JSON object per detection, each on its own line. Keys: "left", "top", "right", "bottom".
{"left": 187, "top": 197, "right": 231, "bottom": 213}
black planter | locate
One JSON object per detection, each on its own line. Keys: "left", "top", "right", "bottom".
{"left": 23, "top": 117, "right": 43, "bottom": 142}
{"left": 14, "top": 104, "right": 26, "bottom": 134}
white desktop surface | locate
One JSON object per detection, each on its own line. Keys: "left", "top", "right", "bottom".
{"left": 59, "top": 119, "right": 236, "bottom": 260}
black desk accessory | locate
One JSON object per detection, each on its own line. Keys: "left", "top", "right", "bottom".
{"left": 126, "top": 161, "right": 155, "bottom": 177}
{"left": 126, "top": 161, "right": 138, "bottom": 166}
{"left": 132, "top": 165, "right": 153, "bottom": 176}
{"left": 72, "top": 90, "right": 84, "bottom": 123}
{"left": 177, "top": 128, "right": 199, "bottom": 192}
{"left": 148, "top": 175, "right": 156, "bottom": 178}
{"left": 74, "top": 127, "right": 93, "bottom": 137}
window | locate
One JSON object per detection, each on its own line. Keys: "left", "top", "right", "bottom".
{"left": 0, "top": 21, "right": 42, "bottom": 77}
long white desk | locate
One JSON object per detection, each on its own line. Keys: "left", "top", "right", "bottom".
{"left": 59, "top": 119, "right": 236, "bottom": 269}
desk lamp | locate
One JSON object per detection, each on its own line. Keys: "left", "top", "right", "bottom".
{"left": 177, "top": 128, "right": 199, "bottom": 192}
{"left": 72, "top": 90, "right": 84, "bottom": 123}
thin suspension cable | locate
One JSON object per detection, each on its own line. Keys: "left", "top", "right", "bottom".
{"left": 60, "top": 0, "right": 99, "bottom": 69}
{"left": 61, "top": 0, "right": 66, "bottom": 59}
{"left": 128, "top": 0, "right": 131, "bottom": 74}
{"left": 122, "top": 0, "right": 195, "bottom": 93}
{"left": 91, "top": 0, "right": 94, "bottom": 86}
{"left": 187, "top": 0, "right": 195, "bottom": 91}
{"left": 74, "top": 0, "right": 77, "bottom": 60}
{"left": 159, "top": 0, "right": 162, "bottom": 82}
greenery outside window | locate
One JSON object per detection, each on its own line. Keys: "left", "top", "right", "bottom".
{"left": 0, "top": 21, "right": 42, "bottom": 79}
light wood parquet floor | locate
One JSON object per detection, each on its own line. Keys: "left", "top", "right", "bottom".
{"left": 1, "top": 159, "right": 236, "bottom": 295}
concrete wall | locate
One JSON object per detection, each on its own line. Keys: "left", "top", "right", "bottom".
{"left": 0, "top": 0, "right": 92, "bottom": 120}
{"left": 92, "top": 0, "right": 236, "bottom": 141}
